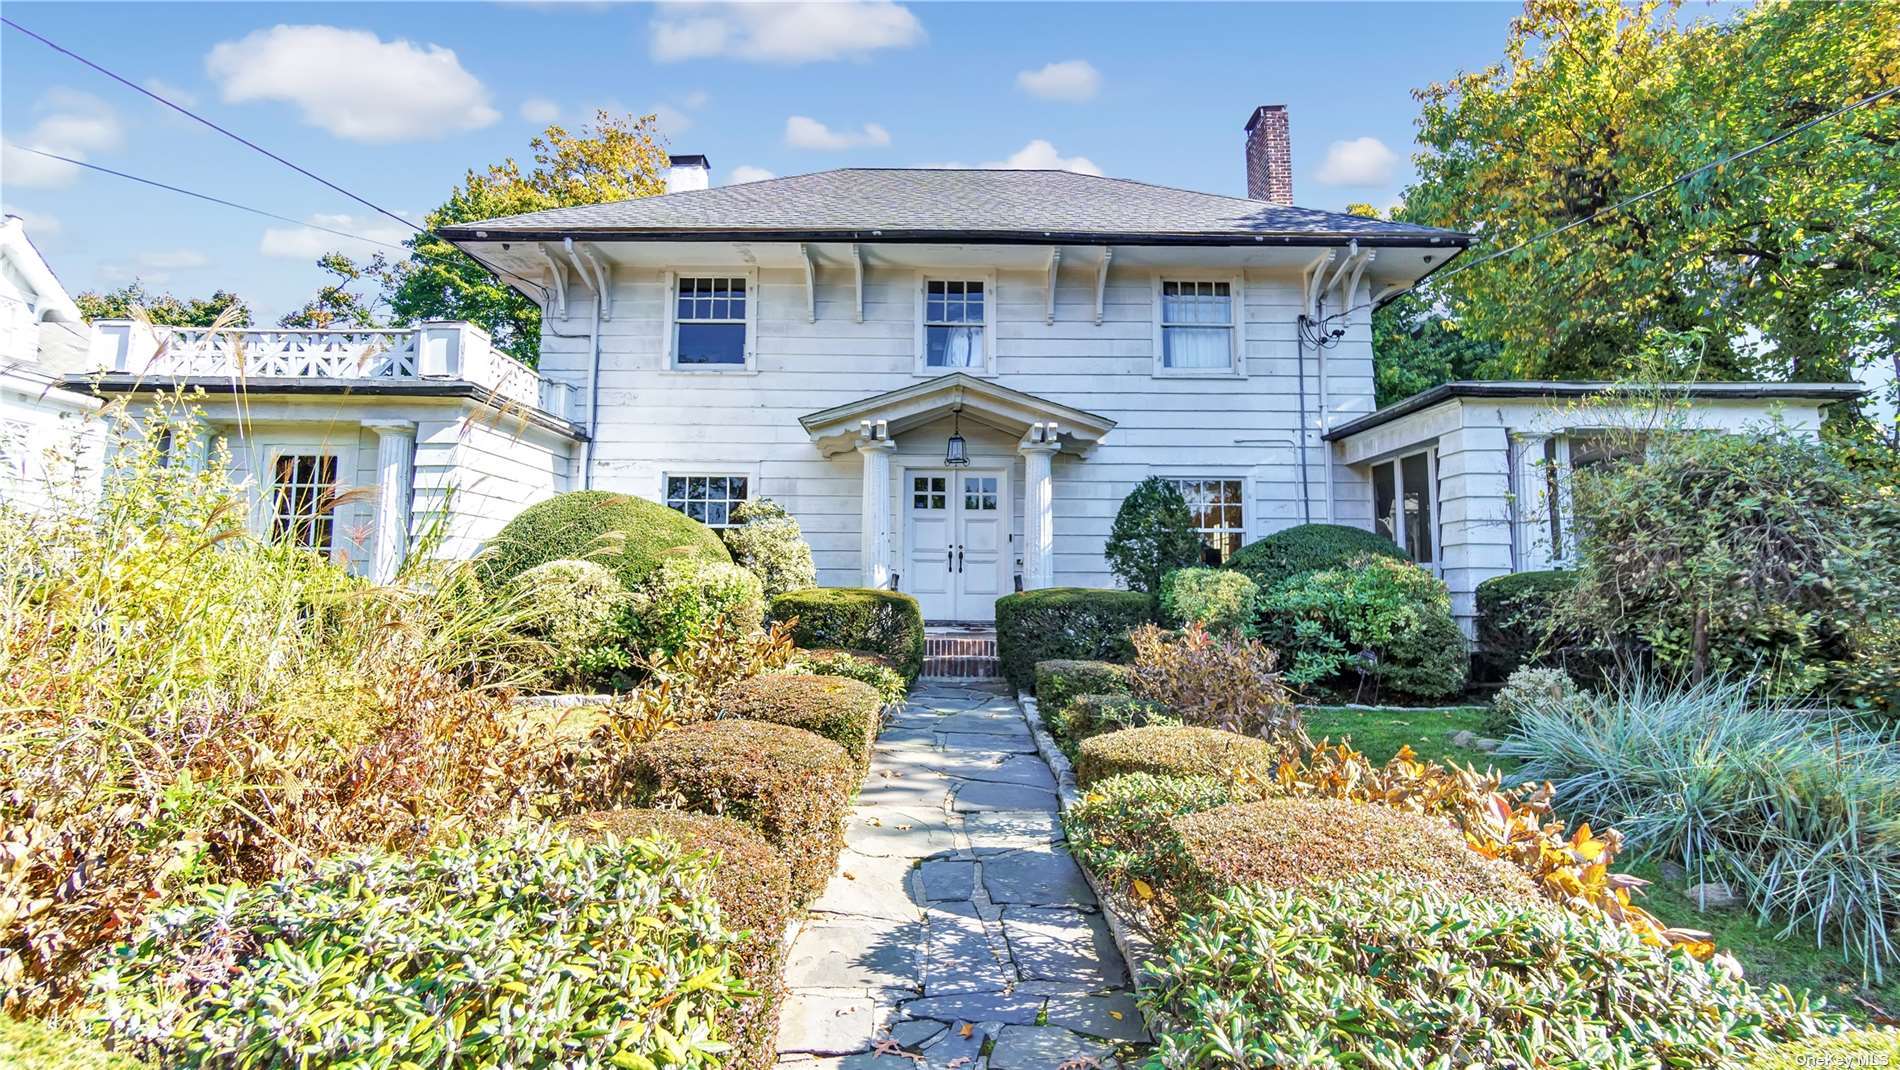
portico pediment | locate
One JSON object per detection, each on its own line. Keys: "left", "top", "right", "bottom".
{"left": 799, "top": 373, "right": 1115, "bottom": 457}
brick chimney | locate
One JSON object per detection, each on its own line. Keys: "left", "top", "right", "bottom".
{"left": 1244, "top": 105, "right": 1293, "bottom": 205}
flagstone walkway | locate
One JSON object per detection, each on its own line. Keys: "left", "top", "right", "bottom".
{"left": 776, "top": 680, "right": 1144, "bottom": 1069}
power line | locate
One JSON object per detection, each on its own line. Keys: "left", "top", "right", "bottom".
{"left": 9, "top": 147, "right": 411, "bottom": 253}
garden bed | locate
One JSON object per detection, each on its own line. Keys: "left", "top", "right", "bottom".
{"left": 1301, "top": 703, "right": 1519, "bottom": 773}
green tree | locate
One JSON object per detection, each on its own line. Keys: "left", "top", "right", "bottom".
{"left": 279, "top": 253, "right": 387, "bottom": 329}
{"left": 383, "top": 111, "right": 669, "bottom": 362}
{"left": 75, "top": 282, "right": 253, "bottom": 327}
{"left": 1105, "top": 477, "right": 1203, "bottom": 593}
{"left": 1400, "top": 0, "right": 1900, "bottom": 385}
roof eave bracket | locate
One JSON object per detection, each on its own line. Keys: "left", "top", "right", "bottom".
{"left": 1044, "top": 248, "right": 1062, "bottom": 325}
{"left": 851, "top": 243, "right": 865, "bottom": 324}
{"left": 800, "top": 243, "right": 818, "bottom": 323}
{"left": 1093, "top": 249, "right": 1113, "bottom": 326}
{"left": 537, "top": 244, "right": 568, "bottom": 320}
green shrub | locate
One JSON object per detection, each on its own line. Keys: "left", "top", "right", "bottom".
{"left": 1564, "top": 429, "right": 1900, "bottom": 695}
{"left": 630, "top": 557, "right": 766, "bottom": 659}
{"left": 1158, "top": 567, "right": 1259, "bottom": 635}
{"left": 1502, "top": 675, "right": 1900, "bottom": 974}
{"left": 1474, "top": 569, "right": 1580, "bottom": 680}
{"left": 480, "top": 489, "right": 731, "bottom": 591}
{"left": 1051, "top": 694, "right": 1179, "bottom": 756}
{"left": 995, "top": 588, "right": 1153, "bottom": 690}
{"left": 507, "top": 558, "right": 635, "bottom": 688}
{"left": 1486, "top": 665, "right": 1590, "bottom": 736}
{"left": 1171, "top": 797, "right": 1539, "bottom": 911}
{"left": 1034, "top": 659, "right": 1135, "bottom": 716}
{"left": 89, "top": 822, "right": 746, "bottom": 1069}
{"left": 1224, "top": 522, "right": 1407, "bottom": 592}
{"left": 1104, "top": 477, "right": 1204, "bottom": 593}
{"left": 717, "top": 674, "right": 884, "bottom": 769}
{"left": 721, "top": 499, "right": 817, "bottom": 599}
{"left": 1750, "top": 1030, "right": 1900, "bottom": 1069}
{"left": 790, "top": 648, "right": 907, "bottom": 703}
{"left": 632, "top": 720, "right": 855, "bottom": 901}
{"left": 1144, "top": 876, "right": 1842, "bottom": 1068}
{"left": 1256, "top": 554, "right": 1468, "bottom": 701}
{"left": 561, "top": 808, "right": 794, "bottom": 1070}
{"left": 1074, "top": 725, "right": 1280, "bottom": 787}
{"left": 1065, "top": 772, "right": 1234, "bottom": 915}
{"left": 0, "top": 1017, "right": 141, "bottom": 1070}
{"left": 770, "top": 588, "right": 925, "bottom": 681}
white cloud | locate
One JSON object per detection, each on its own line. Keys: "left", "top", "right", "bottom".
{"left": 681, "top": 89, "right": 710, "bottom": 109}
{"left": 650, "top": 1, "right": 923, "bottom": 63}
{"left": 2, "top": 205, "right": 61, "bottom": 238}
{"left": 142, "top": 78, "right": 198, "bottom": 107}
{"left": 651, "top": 103, "right": 693, "bottom": 134}
{"left": 785, "top": 115, "right": 890, "bottom": 150}
{"left": 1015, "top": 60, "right": 1101, "bottom": 102}
{"left": 260, "top": 213, "right": 409, "bottom": 261}
{"left": 728, "top": 165, "right": 775, "bottom": 185}
{"left": 986, "top": 139, "right": 1100, "bottom": 175}
{"left": 0, "top": 89, "right": 124, "bottom": 189}
{"left": 205, "top": 25, "right": 499, "bottom": 142}
{"left": 1315, "top": 136, "right": 1398, "bottom": 187}
{"left": 136, "top": 250, "right": 210, "bottom": 271}
{"left": 519, "top": 97, "right": 561, "bottom": 124}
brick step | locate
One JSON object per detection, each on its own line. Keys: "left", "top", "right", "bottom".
{"left": 922, "top": 631, "right": 1001, "bottom": 680}
{"left": 921, "top": 654, "right": 1002, "bottom": 680}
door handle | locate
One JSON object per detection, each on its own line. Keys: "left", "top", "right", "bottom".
{"left": 946, "top": 547, "right": 954, "bottom": 572}
{"left": 957, "top": 545, "right": 964, "bottom": 572}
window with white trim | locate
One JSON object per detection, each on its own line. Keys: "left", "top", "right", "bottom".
{"left": 672, "top": 276, "right": 749, "bottom": 367}
{"left": 270, "top": 453, "right": 339, "bottom": 553}
{"left": 1371, "top": 450, "right": 1435, "bottom": 565}
{"left": 1158, "top": 279, "right": 1237, "bottom": 373}
{"left": 1167, "top": 477, "right": 1245, "bottom": 565}
{"left": 664, "top": 474, "right": 748, "bottom": 528}
{"left": 920, "top": 278, "right": 988, "bottom": 372}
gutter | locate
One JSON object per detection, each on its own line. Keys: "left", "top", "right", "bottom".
{"left": 438, "top": 225, "right": 1473, "bottom": 250}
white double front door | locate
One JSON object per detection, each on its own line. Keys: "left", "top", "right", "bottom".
{"left": 904, "top": 468, "right": 1007, "bottom": 622}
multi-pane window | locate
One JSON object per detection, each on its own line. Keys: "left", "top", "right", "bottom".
{"left": 912, "top": 475, "right": 948, "bottom": 510}
{"left": 923, "top": 280, "right": 985, "bottom": 369}
{"left": 665, "top": 474, "right": 748, "bottom": 527}
{"left": 674, "top": 276, "right": 748, "bottom": 366}
{"left": 963, "top": 475, "right": 998, "bottom": 511}
{"left": 1160, "top": 280, "right": 1235, "bottom": 371}
{"left": 271, "top": 454, "right": 339, "bottom": 553}
{"left": 1168, "top": 477, "right": 1245, "bottom": 564}
{"left": 1372, "top": 450, "right": 1435, "bottom": 565}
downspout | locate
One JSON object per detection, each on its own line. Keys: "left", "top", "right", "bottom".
{"left": 1314, "top": 243, "right": 1358, "bottom": 524}
{"left": 565, "top": 238, "right": 606, "bottom": 490}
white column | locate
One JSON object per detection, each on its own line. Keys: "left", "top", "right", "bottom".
{"left": 857, "top": 433, "right": 897, "bottom": 588}
{"left": 1020, "top": 436, "right": 1060, "bottom": 589}
{"left": 366, "top": 420, "right": 416, "bottom": 583}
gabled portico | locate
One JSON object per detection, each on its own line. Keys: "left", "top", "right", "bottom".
{"left": 800, "top": 374, "right": 1115, "bottom": 615}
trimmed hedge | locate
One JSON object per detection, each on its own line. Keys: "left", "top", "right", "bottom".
{"left": 631, "top": 719, "right": 855, "bottom": 901}
{"left": 0, "top": 1017, "right": 141, "bottom": 1070}
{"left": 1053, "top": 694, "right": 1178, "bottom": 753}
{"left": 792, "top": 648, "right": 908, "bottom": 703}
{"left": 1034, "top": 659, "right": 1135, "bottom": 716}
{"left": 770, "top": 588, "right": 925, "bottom": 681}
{"left": 1075, "top": 725, "right": 1279, "bottom": 787}
{"left": 561, "top": 808, "right": 794, "bottom": 1070}
{"left": 717, "top": 674, "right": 884, "bottom": 769}
{"left": 1750, "top": 1031, "right": 1900, "bottom": 1068}
{"left": 1224, "top": 522, "right": 1407, "bottom": 592}
{"left": 1172, "top": 797, "right": 1539, "bottom": 911}
{"left": 995, "top": 588, "right": 1154, "bottom": 691}
{"left": 1159, "top": 567, "right": 1259, "bottom": 634}
{"left": 1064, "top": 772, "right": 1235, "bottom": 916}
{"left": 481, "top": 490, "right": 731, "bottom": 591}
{"left": 1475, "top": 569, "right": 1579, "bottom": 680}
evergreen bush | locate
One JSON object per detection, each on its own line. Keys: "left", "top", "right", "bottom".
{"left": 721, "top": 499, "right": 817, "bottom": 599}
{"left": 770, "top": 588, "right": 925, "bottom": 681}
{"left": 481, "top": 490, "right": 731, "bottom": 591}
{"left": 1224, "top": 522, "right": 1406, "bottom": 592}
{"left": 994, "top": 588, "right": 1152, "bottom": 690}
{"left": 1104, "top": 477, "right": 1203, "bottom": 593}
{"left": 1158, "top": 566, "right": 1259, "bottom": 635}
{"left": 1256, "top": 554, "right": 1468, "bottom": 700}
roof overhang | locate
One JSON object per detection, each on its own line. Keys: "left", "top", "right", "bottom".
{"left": 799, "top": 372, "right": 1115, "bottom": 457}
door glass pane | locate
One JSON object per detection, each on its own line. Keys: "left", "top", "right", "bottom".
{"left": 1373, "top": 462, "right": 1396, "bottom": 545}
{"left": 1400, "top": 452, "right": 1433, "bottom": 564}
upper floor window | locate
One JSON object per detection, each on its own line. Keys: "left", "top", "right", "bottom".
{"left": 1156, "top": 278, "right": 1241, "bottom": 375}
{"left": 1167, "top": 477, "right": 1245, "bottom": 565}
{"left": 665, "top": 473, "right": 748, "bottom": 528}
{"left": 917, "top": 275, "right": 992, "bottom": 374}
{"left": 668, "top": 273, "right": 753, "bottom": 369}
{"left": 271, "top": 453, "right": 339, "bottom": 553}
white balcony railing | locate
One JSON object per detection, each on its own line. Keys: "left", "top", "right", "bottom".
{"left": 88, "top": 320, "right": 571, "bottom": 421}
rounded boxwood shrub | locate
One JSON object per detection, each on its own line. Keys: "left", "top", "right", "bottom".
{"left": 1475, "top": 569, "right": 1579, "bottom": 679}
{"left": 1170, "top": 797, "right": 1539, "bottom": 910}
{"left": 631, "top": 719, "right": 855, "bottom": 901}
{"left": 506, "top": 558, "right": 634, "bottom": 687}
{"left": 481, "top": 490, "right": 731, "bottom": 591}
{"left": 89, "top": 822, "right": 745, "bottom": 1070}
{"left": 791, "top": 648, "right": 908, "bottom": 703}
{"left": 1074, "top": 725, "right": 1279, "bottom": 787}
{"left": 1145, "top": 875, "right": 1840, "bottom": 1068}
{"left": 770, "top": 588, "right": 925, "bottom": 681}
{"left": 561, "top": 808, "right": 794, "bottom": 1070}
{"left": 631, "top": 557, "right": 767, "bottom": 659}
{"left": 717, "top": 674, "right": 884, "bottom": 769}
{"left": 1034, "top": 658, "right": 1136, "bottom": 716}
{"left": 1224, "top": 522, "right": 1407, "bottom": 592}
{"left": 1159, "top": 566, "right": 1259, "bottom": 634}
{"left": 1256, "top": 554, "right": 1469, "bottom": 700}
{"left": 996, "top": 588, "right": 1154, "bottom": 691}
{"left": 0, "top": 1017, "right": 141, "bottom": 1070}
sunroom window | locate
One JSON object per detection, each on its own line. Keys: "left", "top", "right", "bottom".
{"left": 271, "top": 454, "right": 339, "bottom": 553}
{"left": 1371, "top": 450, "right": 1435, "bottom": 566}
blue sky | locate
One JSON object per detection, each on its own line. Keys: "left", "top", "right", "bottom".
{"left": 2, "top": 1, "right": 1528, "bottom": 322}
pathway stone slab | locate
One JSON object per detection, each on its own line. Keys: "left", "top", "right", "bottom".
{"left": 951, "top": 780, "right": 1059, "bottom": 812}
{"left": 784, "top": 917, "right": 924, "bottom": 990}
{"left": 937, "top": 712, "right": 1032, "bottom": 737}
{"left": 898, "top": 993, "right": 1046, "bottom": 1025}
{"left": 846, "top": 809, "right": 958, "bottom": 857}
{"left": 776, "top": 992, "right": 882, "bottom": 1055}
{"left": 944, "top": 754, "right": 1058, "bottom": 790}
{"left": 1044, "top": 992, "right": 1149, "bottom": 1043}
{"left": 963, "top": 810, "right": 1065, "bottom": 850}
{"left": 923, "top": 901, "right": 1012, "bottom": 995}
{"left": 982, "top": 847, "right": 1096, "bottom": 906}
{"left": 811, "top": 851, "right": 922, "bottom": 921}
{"left": 938, "top": 731, "right": 1038, "bottom": 753}
{"left": 1002, "top": 907, "right": 1126, "bottom": 988}
{"left": 918, "top": 859, "right": 975, "bottom": 902}
{"left": 987, "top": 1025, "right": 1115, "bottom": 1070}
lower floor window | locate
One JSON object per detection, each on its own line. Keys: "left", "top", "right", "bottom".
{"left": 271, "top": 453, "right": 339, "bottom": 552}
{"left": 665, "top": 474, "right": 748, "bottom": 527}
{"left": 1167, "top": 477, "right": 1244, "bottom": 565}
{"left": 1371, "top": 450, "right": 1434, "bottom": 565}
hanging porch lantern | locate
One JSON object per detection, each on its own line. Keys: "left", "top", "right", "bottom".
{"left": 944, "top": 406, "right": 969, "bottom": 467}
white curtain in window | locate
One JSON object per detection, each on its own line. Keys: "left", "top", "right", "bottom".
{"left": 931, "top": 325, "right": 983, "bottom": 367}
{"left": 1165, "top": 326, "right": 1231, "bottom": 369}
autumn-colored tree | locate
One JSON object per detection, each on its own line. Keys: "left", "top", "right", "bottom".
{"left": 381, "top": 111, "right": 669, "bottom": 362}
{"left": 279, "top": 253, "right": 387, "bottom": 329}
{"left": 75, "top": 282, "right": 253, "bottom": 327}
{"left": 1400, "top": 0, "right": 1899, "bottom": 387}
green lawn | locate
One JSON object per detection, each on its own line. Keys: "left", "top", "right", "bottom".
{"left": 1300, "top": 704, "right": 1520, "bottom": 774}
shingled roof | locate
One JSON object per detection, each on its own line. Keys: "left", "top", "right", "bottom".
{"left": 436, "top": 168, "right": 1467, "bottom": 247}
